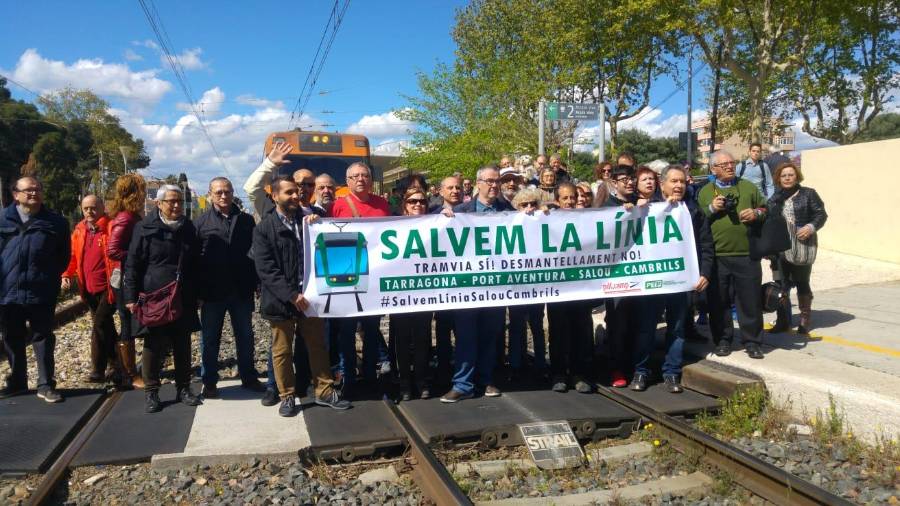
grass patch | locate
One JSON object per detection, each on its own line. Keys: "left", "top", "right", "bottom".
{"left": 695, "top": 385, "right": 791, "bottom": 439}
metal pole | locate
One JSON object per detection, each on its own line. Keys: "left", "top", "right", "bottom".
{"left": 99, "top": 150, "right": 104, "bottom": 195}
{"left": 538, "top": 99, "right": 545, "bottom": 156}
{"left": 598, "top": 104, "right": 606, "bottom": 162}
{"left": 687, "top": 48, "right": 693, "bottom": 170}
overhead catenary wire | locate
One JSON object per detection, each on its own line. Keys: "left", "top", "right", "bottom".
{"left": 136, "top": 0, "right": 230, "bottom": 174}
{"left": 288, "top": 0, "right": 351, "bottom": 128}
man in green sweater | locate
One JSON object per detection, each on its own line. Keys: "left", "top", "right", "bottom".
{"left": 697, "top": 150, "right": 767, "bottom": 359}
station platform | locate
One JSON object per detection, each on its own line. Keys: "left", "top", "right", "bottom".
{"left": 688, "top": 280, "right": 900, "bottom": 443}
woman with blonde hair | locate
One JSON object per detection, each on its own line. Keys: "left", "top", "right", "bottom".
{"left": 106, "top": 173, "right": 147, "bottom": 389}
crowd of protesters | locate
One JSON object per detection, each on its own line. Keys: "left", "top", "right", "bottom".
{"left": 0, "top": 140, "right": 826, "bottom": 416}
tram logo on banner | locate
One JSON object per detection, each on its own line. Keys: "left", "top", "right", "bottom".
{"left": 302, "top": 202, "right": 700, "bottom": 318}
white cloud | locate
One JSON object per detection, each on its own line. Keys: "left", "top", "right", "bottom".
{"left": 163, "top": 47, "right": 207, "bottom": 71}
{"left": 176, "top": 87, "right": 225, "bottom": 117}
{"left": 346, "top": 110, "right": 415, "bottom": 138}
{"left": 123, "top": 48, "right": 143, "bottom": 61}
{"left": 371, "top": 138, "right": 411, "bottom": 156}
{"left": 111, "top": 102, "right": 326, "bottom": 198}
{"left": 133, "top": 39, "right": 159, "bottom": 50}
{"left": 235, "top": 94, "right": 285, "bottom": 109}
{"left": 4, "top": 48, "right": 172, "bottom": 106}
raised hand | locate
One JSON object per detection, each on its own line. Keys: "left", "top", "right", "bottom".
{"left": 267, "top": 142, "right": 293, "bottom": 165}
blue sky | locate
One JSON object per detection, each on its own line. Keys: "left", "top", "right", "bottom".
{"left": 1, "top": 0, "right": 812, "bottom": 196}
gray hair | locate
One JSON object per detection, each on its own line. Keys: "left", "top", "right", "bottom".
{"left": 475, "top": 165, "right": 499, "bottom": 181}
{"left": 156, "top": 184, "right": 183, "bottom": 200}
{"left": 660, "top": 164, "right": 688, "bottom": 182}
{"left": 549, "top": 153, "right": 561, "bottom": 162}
{"left": 208, "top": 177, "right": 232, "bottom": 191}
{"left": 511, "top": 187, "right": 543, "bottom": 209}
{"left": 709, "top": 150, "right": 734, "bottom": 166}
{"left": 345, "top": 162, "right": 371, "bottom": 178}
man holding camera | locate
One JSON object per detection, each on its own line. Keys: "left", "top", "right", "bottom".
{"left": 698, "top": 151, "right": 768, "bottom": 360}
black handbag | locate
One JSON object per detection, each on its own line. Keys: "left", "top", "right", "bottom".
{"left": 748, "top": 211, "right": 791, "bottom": 261}
{"left": 761, "top": 281, "right": 788, "bottom": 313}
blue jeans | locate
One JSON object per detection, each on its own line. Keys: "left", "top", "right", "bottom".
{"left": 200, "top": 292, "right": 259, "bottom": 385}
{"left": 634, "top": 292, "right": 688, "bottom": 377}
{"left": 338, "top": 316, "right": 389, "bottom": 386}
{"left": 508, "top": 304, "right": 546, "bottom": 369}
{"left": 451, "top": 308, "right": 505, "bottom": 395}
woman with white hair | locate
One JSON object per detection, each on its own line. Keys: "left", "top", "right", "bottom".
{"left": 124, "top": 184, "right": 203, "bottom": 413}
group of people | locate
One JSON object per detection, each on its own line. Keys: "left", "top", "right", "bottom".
{"left": 0, "top": 140, "right": 826, "bottom": 416}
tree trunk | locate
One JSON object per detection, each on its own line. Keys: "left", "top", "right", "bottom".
{"left": 608, "top": 119, "right": 618, "bottom": 156}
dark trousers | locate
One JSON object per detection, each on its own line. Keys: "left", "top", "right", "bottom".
{"left": 338, "top": 316, "right": 389, "bottom": 386}
{"left": 708, "top": 256, "right": 763, "bottom": 345}
{"left": 1, "top": 304, "right": 56, "bottom": 389}
{"left": 508, "top": 303, "right": 546, "bottom": 370}
{"left": 84, "top": 291, "right": 118, "bottom": 375}
{"left": 434, "top": 311, "right": 454, "bottom": 383}
{"left": 200, "top": 292, "right": 258, "bottom": 385}
{"left": 547, "top": 301, "right": 592, "bottom": 380}
{"left": 604, "top": 297, "right": 634, "bottom": 374}
{"left": 113, "top": 285, "right": 134, "bottom": 342}
{"left": 391, "top": 312, "right": 432, "bottom": 388}
{"left": 778, "top": 255, "right": 812, "bottom": 295}
{"left": 142, "top": 322, "right": 192, "bottom": 391}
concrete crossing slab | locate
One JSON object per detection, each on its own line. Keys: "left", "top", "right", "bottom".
{"left": 151, "top": 381, "right": 310, "bottom": 469}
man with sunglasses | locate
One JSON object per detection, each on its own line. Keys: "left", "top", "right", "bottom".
{"left": 0, "top": 176, "right": 70, "bottom": 402}
{"left": 195, "top": 177, "right": 264, "bottom": 399}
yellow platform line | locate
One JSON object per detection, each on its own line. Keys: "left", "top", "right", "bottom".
{"left": 763, "top": 323, "right": 900, "bottom": 357}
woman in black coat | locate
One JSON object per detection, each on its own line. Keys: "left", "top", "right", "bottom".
{"left": 767, "top": 162, "right": 827, "bottom": 334}
{"left": 124, "top": 185, "right": 203, "bottom": 413}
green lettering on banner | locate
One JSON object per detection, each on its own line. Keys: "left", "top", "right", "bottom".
{"left": 560, "top": 223, "right": 582, "bottom": 251}
{"left": 430, "top": 228, "right": 448, "bottom": 257}
{"left": 663, "top": 216, "right": 683, "bottom": 242}
{"left": 474, "top": 226, "right": 491, "bottom": 255}
{"left": 541, "top": 223, "right": 557, "bottom": 252}
{"left": 595, "top": 221, "right": 611, "bottom": 249}
{"left": 447, "top": 227, "right": 470, "bottom": 256}
{"left": 497, "top": 225, "right": 526, "bottom": 255}
{"left": 403, "top": 229, "right": 427, "bottom": 259}
{"left": 379, "top": 257, "right": 686, "bottom": 291}
{"left": 382, "top": 230, "right": 399, "bottom": 260}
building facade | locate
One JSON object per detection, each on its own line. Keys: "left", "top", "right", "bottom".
{"left": 692, "top": 119, "right": 795, "bottom": 164}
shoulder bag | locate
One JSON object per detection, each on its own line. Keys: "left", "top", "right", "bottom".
{"left": 134, "top": 247, "right": 184, "bottom": 328}
{"left": 782, "top": 192, "right": 817, "bottom": 266}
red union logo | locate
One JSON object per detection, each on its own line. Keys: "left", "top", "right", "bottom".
{"left": 603, "top": 281, "right": 641, "bottom": 294}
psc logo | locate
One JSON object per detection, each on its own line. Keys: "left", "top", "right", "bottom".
{"left": 645, "top": 280, "right": 664, "bottom": 289}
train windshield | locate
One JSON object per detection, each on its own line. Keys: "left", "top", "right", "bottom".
{"left": 278, "top": 155, "right": 369, "bottom": 183}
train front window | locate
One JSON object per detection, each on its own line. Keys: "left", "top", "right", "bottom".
{"left": 278, "top": 155, "right": 369, "bottom": 183}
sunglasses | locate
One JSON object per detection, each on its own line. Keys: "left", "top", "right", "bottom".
{"left": 406, "top": 198, "right": 427, "bottom": 205}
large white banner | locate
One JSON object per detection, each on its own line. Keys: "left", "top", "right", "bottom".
{"left": 302, "top": 202, "right": 699, "bottom": 317}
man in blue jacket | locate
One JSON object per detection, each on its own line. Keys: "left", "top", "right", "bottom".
{"left": 441, "top": 166, "right": 514, "bottom": 403}
{"left": 0, "top": 176, "right": 71, "bottom": 402}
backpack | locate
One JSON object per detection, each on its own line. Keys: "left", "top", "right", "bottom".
{"left": 738, "top": 160, "right": 769, "bottom": 197}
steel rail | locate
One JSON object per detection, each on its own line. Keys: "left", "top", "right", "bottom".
{"left": 384, "top": 400, "right": 472, "bottom": 506}
{"left": 595, "top": 386, "right": 852, "bottom": 506}
{"left": 27, "top": 391, "right": 123, "bottom": 506}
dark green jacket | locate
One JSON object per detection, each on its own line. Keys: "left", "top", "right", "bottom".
{"left": 697, "top": 179, "right": 766, "bottom": 257}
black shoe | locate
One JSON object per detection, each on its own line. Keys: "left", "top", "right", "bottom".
{"left": 0, "top": 383, "right": 27, "bottom": 399}
{"left": 37, "top": 387, "right": 63, "bottom": 403}
{"left": 663, "top": 375, "right": 683, "bottom": 394}
{"left": 419, "top": 388, "right": 431, "bottom": 400}
{"left": 261, "top": 388, "right": 279, "bottom": 407}
{"left": 241, "top": 378, "right": 266, "bottom": 392}
{"left": 316, "top": 389, "right": 352, "bottom": 410}
{"left": 278, "top": 396, "right": 298, "bottom": 417}
{"left": 714, "top": 340, "right": 732, "bottom": 357}
{"left": 87, "top": 371, "right": 105, "bottom": 383}
{"left": 145, "top": 390, "right": 162, "bottom": 413}
{"left": 201, "top": 383, "right": 218, "bottom": 399}
{"left": 745, "top": 343, "right": 764, "bottom": 359}
{"left": 629, "top": 373, "right": 648, "bottom": 392}
{"left": 176, "top": 386, "right": 203, "bottom": 406}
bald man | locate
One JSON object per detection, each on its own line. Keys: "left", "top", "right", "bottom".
{"left": 62, "top": 195, "right": 118, "bottom": 384}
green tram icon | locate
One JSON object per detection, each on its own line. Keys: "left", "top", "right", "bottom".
{"left": 314, "top": 231, "right": 369, "bottom": 313}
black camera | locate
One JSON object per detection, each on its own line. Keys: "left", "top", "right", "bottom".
{"left": 722, "top": 193, "right": 739, "bottom": 213}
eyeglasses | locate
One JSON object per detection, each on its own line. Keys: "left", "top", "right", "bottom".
{"left": 406, "top": 198, "right": 427, "bottom": 205}
{"left": 478, "top": 178, "right": 500, "bottom": 186}
{"left": 518, "top": 201, "right": 538, "bottom": 209}
{"left": 14, "top": 188, "right": 41, "bottom": 195}
{"left": 159, "top": 199, "right": 183, "bottom": 206}
{"left": 613, "top": 177, "right": 635, "bottom": 184}
{"left": 714, "top": 161, "right": 736, "bottom": 168}
{"left": 348, "top": 173, "right": 371, "bottom": 180}
{"left": 212, "top": 190, "right": 233, "bottom": 196}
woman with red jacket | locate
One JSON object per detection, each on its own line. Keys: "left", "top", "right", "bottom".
{"left": 106, "top": 174, "right": 147, "bottom": 388}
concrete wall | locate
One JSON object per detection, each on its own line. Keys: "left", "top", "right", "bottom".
{"left": 802, "top": 138, "right": 900, "bottom": 264}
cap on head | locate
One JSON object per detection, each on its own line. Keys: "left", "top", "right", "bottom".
{"left": 499, "top": 167, "right": 522, "bottom": 181}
